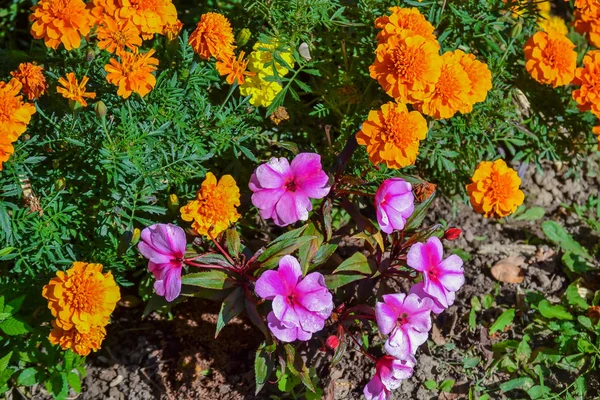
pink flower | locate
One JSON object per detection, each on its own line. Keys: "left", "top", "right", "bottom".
{"left": 375, "top": 293, "right": 433, "bottom": 359}
{"left": 409, "top": 282, "right": 449, "bottom": 314}
{"left": 249, "top": 153, "right": 330, "bottom": 226}
{"left": 255, "top": 255, "right": 333, "bottom": 342}
{"left": 138, "top": 224, "right": 187, "bottom": 302}
{"left": 364, "top": 355, "right": 415, "bottom": 400}
{"left": 375, "top": 178, "right": 414, "bottom": 234}
{"left": 407, "top": 236, "right": 465, "bottom": 309}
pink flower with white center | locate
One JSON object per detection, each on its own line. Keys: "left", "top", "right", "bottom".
{"left": 375, "top": 178, "right": 415, "bottom": 234}
{"left": 255, "top": 255, "right": 333, "bottom": 342}
{"left": 375, "top": 293, "right": 433, "bottom": 360}
{"left": 138, "top": 224, "right": 187, "bottom": 302}
{"left": 409, "top": 282, "right": 449, "bottom": 314}
{"left": 364, "top": 355, "right": 415, "bottom": 400}
{"left": 407, "top": 236, "right": 465, "bottom": 309}
{"left": 249, "top": 153, "right": 331, "bottom": 226}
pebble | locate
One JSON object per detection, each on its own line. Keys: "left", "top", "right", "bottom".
{"left": 109, "top": 375, "right": 124, "bottom": 387}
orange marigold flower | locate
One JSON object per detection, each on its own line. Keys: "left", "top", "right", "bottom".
{"left": 49, "top": 321, "right": 106, "bottom": 356}
{"left": 356, "top": 101, "right": 428, "bottom": 169}
{"left": 10, "top": 63, "right": 48, "bottom": 101}
{"left": 180, "top": 172, "right": 241, "bottom": 237}
{"left": 456, "top": 50, "right": 492, "bottom": 114}
{"left": 163, "top": 19, "right": 183, "bottom": 41}
{"left": 375, "top": 7, "right": 436, "bottom": 44}
{"left": 42, "top": 261, "right": 120, "bottom": 333}
{"left": 216, "top": 52, "right": 255, "bottom": 85}
{"left": 572, "top": 51, "right": 600, "bottom": 117}
{"left": 97, "top": 15, "right": 142, "bottom": 53}
{"left": 117, "top": 0, "right": 178, "bottom": 39}
{"left": 29, "top": 0, "right": 93, "bottom": 50}
{"left": 0, "top": 140, "right": 14, "bottom": 171}
{"left": 574, "top": 8, "right": 600, "bottom": 47}
{"left": 57, "top": 72, "right": 96, "bottom": 107}
{"left": 105, "top": 49, "right": 159, "bottom": 99}
{"left": 415, "top": 51, "right": 471, "bottom": 119}
{"left": 369, "top": 31, "right": 441, "bottom": 104}
{"left": 524, "top": 31, "right": 576, "bottom": 87}
{"left": 466, "top": 159, "right": 525, "bottom": 218}
{"left": 0, "top": 79, "right": 37, "bottom": 143}
{"left": 593, "top": 126, "right": 600, "bottom": 150}
{"left": 188, "top": 12, "right": 235, "bottom": 60}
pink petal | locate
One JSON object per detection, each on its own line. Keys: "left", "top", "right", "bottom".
{"left": 255, "top": 270, "right": 285, "bottom": 299}
{"left": 438, "top": 255, "right": 465, "bottom": 292}
{"left": 139, "top": 244, "right": 172, "bottom": 264}
{"left": 294, "top": 304, "right": 326, "bottom": 333}
{"left": 290, "top": 153, "right": 330, "bottom": 199}
{"left": 296, "top": 326, "right": 313, "bottom": 341}
{"left": 405, "top": 326, "right": 429, "bottom": 350}
{"left": 274, "top": 191, "right": 301, "bottom": 225}
{"left": 423, "top": 277, "right": 449, "bottom": 308}
{"left": 254, "top": 157, "right": 292, "bottom": 189}
{"left": 385, "top": 327, "right": 411, "bottom": 359}
{"left": 402, "top": 294, "right": 432, "bottom": 332}
{"left": 375, "top": 302, "right": 398, "bottom": 335}
{"left": 278, "top": 255, "right": 302, "bottom": 292}
{"left": 381, "top": 293, "right": 407, "bottom": 310}
{"left": 409, "top": 282, "right": 446, "bottom": 314}
{"left": 382, "top": 204, "right": 408, "bottom": 231}
{"left": 162, "top": 267, "right": 182, "bottom": 302}
{"left": 295, "top": 273, "right": 332, "bottom": 312}
{"left": 272, "top": 295, "right": 299, "bottom": 327}
{"left": 139, "top": 224, "right": 186, "bottom": 258}
{"left": 377, "top": 206, "right": 393, "bottom": 234}
{"left": 251, "top": 187, "right": 286, "bottom": 213}
{"left": 407, "top": 237, "right": 443, "bottom": 273}
{"left": 364, "top": 375, "right": 388, "bottom": 400}
{"left": 267, "top": 312, "right": 298, "bottom": 342}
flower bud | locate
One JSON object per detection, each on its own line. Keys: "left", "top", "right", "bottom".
{"left": 444, "top": 227, "right": 462, "bottom": 241}
{"left": 86, "top": 49, "right": 96, "bottom": 63}
{"left": 54, "top": 177, "right": 66, "bottom": 191}
{"left": 94, "top": 101, "right": 107, "bottom": 119}
{"left": 511, "top": 22, "right": 522, "bottom": 39}
{"left": 326, "top": 335, "right": 339, "bottom": 350}
{"left": 168, "top": 193, "right": 179, "bottom": 213}
{"left": 68, "top": 99, "right": 81, "bottom": 112}
{"left": 236, "top": 28, "right": 251, "bottom": 46}
{"left": 131, "top": 228, "right": 141, "bottom": 245}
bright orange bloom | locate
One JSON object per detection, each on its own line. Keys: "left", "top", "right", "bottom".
{"left": 105, "top": 49, "right": 159, "bottom": 98}
{"left": 97, "top": 15, "right": 142, "bottom": 53}
{"left": 415, "top": 51, "right": 471, "bottom": 119}
{"left": 456, "top": 50, "right": 492, "bottom": 114}
{"left": 574, "top": 7, "right": 600, "bottom": 47}
{"left": 0, "top": 79, "right": 36, "bottom": 143}
{"left": 466, "top": 159, "right": 525, "bottom": 218}
{"left": 524, "top": 31, "right": 576, "bottom": 87}
{"left": 572, "top": 51, "right": 600, "bottom": 118}
{"left": 29, "top": 0, "right": 93, "bottom": 50}
{"left": 180, "top": 172, "right": 241, "bottom": 237}
{"left": 49, "top": 321, "right": 106, "bottom": 356}
{"left": 374, "top": 7, "right": 436, "bottom": 44}
{"left": 57, "top": 72, "right": 96, "bottom": 107}
{"left": 0, "top": 140, "right": 14, "bottom": 171}
{"left": 188, "top": 12, "right": 235, "bottom": 60}
{"left": 116, "top": 0, "right": 178, "bottom": 39}
{"left": 356, "top": 101, "right": 428, "bottom": 169}
{"left": 369, "top": 31, "right": 441, "bottom": 104}
{"left": 593, "top": 126, "right": 600, "bottom": 150}
{"left": 163, "top": 19, "right": 183, "bottom": 41}
{"left": 42, "top": 261, "right": 120, "bottom": 333}
{"left": 10, "top": 63, "right": 48, "bottom": 101}
{"left": 216, "top": 52, "right": 255, "bottom": 85}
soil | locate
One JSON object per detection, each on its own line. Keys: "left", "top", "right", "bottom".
{"left": 71, "top": 157, "right": 599, "bottom": 400}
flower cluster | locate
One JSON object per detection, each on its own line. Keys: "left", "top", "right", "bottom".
{"left": 466, "top": 159, "right": 525, "bottom": 218}
{"left": 574, "top": 0, "right": 600, "bottom": 47}
{"left": 42, "top": 262, "right": 120, "bottom": 356}
{"left": 180, "top": 172, "right": 241, "bottom": 237}
{"left": 0, "top": 78, "right": 37, "bottom": 170}
{"left": 240, "top": 40, "right": 295, "bottom": 107}
{"left": 361, "top": 6, "right": 492, "bottom": 169}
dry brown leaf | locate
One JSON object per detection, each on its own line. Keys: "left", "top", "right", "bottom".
{"left": 491, "top": 256, "right": 525, "bottom": 283}
{"left": 431, "top": 323, "right": 446, "bottom": 346}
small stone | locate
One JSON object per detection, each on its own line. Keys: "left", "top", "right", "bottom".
{"left": 109, "top": 375, "right": 124, "bottom": 387}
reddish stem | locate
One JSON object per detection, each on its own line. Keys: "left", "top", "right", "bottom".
{"left": 346, "top": 329, "right": 377, "bottom": 362}
{"left": 208, "top": 231, "right": 237, "bottom": 266}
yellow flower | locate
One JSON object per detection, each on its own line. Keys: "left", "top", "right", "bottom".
{"left": 356, "top": 101, "right": 428, "bottom": 169}
{"left": 239, "top": 72, "right": 282, "bottom": 108}
{"left": 248, "top": 40, "right": 294, "bottom": 77}
{"left": 49, "top": 321, "right": 107, "bottom": 356}
{"left": 180, "top": 172, "right": 241, "bottom": 237}
{"left": 538, "top": 15, "right": 569, "bottom": 35}
{"left": 42, "top": 261, "right": 121, "bottom": 334}
{"left": 56, "top": 73, "right": 96, "bottom": 107}
{"left": 0, "top": 79, "right": 37, "bottom": 143}
{"left": 10, "top": 63, "right": 48, "bottom": 101}
{"left": 466, "top": 159, "right": 525, "bottom": 218}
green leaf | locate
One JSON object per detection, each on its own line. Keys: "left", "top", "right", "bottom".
{"left": 0, "top": 352, "right": 12, "bottom": 373}
{"left": 562, "top": 252, "right": 589, "bottom": 274}
{"left": 298, "top": 224, "right": 323, "bottom": 275}
{"left": 527, "top": 385, "right": 551, "bottom": 399}
{"left": 0, "top": 316, "right": 31, "bottom": 335}
{"left": 332, "top": 335, "right": 347, "bottom": 366}
{"left": 514, "top": 207, "right": 545, "bottom": 221}
{"left": 310, "top": 243, "right": 338, "bottom": 269}
{"left": 405, "top": 193, "right": 436, "bottom": 231}
{"left": 423, "top": 379, "right": 437, "bottom": 390}
{"left": 64, "top": 350, "right": 75, "bottom": 370}
{"left": 254, "top": 342, "right": 274, "bottom": 395}
{"left": 4, "top": 296, "right": 25, "bottom": 314}
{"left": 257, "top": 236, "right": 317, "bottom": 270}
{"left": 49, "top": 372, "right": 68, "bottom": 400}
{"left": 516, "top": 335, "right": 532, "bottom": 363}
{"left": 499, "top": 377, "right": 534, "bottom": 393}
{"left": 489, "top": 309, "right": 515, "bottom": 334}
{"left": 333, "top": 252, "right": 372, "bottom": 275}
{"left": 245, "top": 296, "right": 270, "bottom": 341}
{"left": 284, "top": 344, "right": 315, "bottom": 393}
{"left": 215, "top": 287, "right": 244, "bottom": 338}
{"left": 537, "top": 300, "right": 573, "bottom": 320}
{"left": 482, "top": 294, "right": 494, "bottom": 309}
{"left": 565, "top": 281, "right": 589, "bottom": 310}
{"left": 542, "top": 221, "right": 592, "bottom": 261}
{"left": 463, "top": 356, "right": 480, "bottom": 369}
{"left": 181, "top": 270, "right": 235, "bottom": 290}
{"left": 189, "top": 253, "right": 233, "bottom": 267}
{"left": 325, "top": 273, "right": 366, "bottom": 290}
{"left": 17, "top": 367, "right": 38, "bottom": 386}
{"left": 225, "top": 229, "right": 241, "bottom": 258}
{"left": 67, "top": 372, "right": 82, "bottom": 393}
{"left": 439, "top": 379, "right": 455, "bottom": 393}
